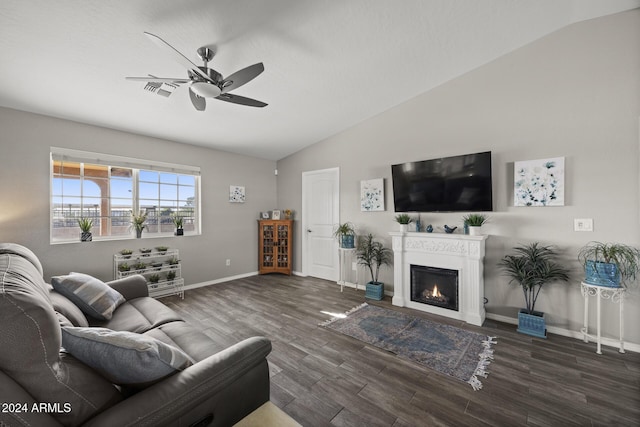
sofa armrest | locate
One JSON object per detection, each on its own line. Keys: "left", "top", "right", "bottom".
{"left": 83, "top": 336, "right": 272, "bottom": 427}
{"left": 106, "top": 274, "right": 149, "bottom": 300}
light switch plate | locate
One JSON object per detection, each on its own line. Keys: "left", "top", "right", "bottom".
{"left": 574, "top": 218, "right": 593, "bottom": 232}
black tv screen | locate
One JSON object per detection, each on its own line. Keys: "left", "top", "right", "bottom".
{"left": 391, "top": 151, "right": 493, "bottom": 212}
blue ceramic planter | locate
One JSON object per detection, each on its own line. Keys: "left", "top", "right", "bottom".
{"left": 365, "top": 282, "right": 384, "bottom": 300}
{"left": 517, "top": 309, "right": 547, "bottom": 339}
{"left": 584, "top": 260, "right": 621, "bottom": 288}
{"left": 341, "top": 235, "right": 355, "bottom": 249}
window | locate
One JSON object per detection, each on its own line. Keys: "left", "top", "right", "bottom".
{"left": 51, "top": 148, "right": 200, "bottom": 243}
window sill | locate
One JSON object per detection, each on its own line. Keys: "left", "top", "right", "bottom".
{"left": 50, "top": 232, "right": 200, "bottom": 245}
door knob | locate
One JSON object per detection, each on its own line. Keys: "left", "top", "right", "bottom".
{"left": 307, "top": 229, "right": 312, "bottom": 233}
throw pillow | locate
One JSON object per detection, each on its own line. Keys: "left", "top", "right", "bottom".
{"left": 51, "top": 272, "right": 125, "bottom": 320}
{"left": 61, "top": 327, "right": 193, "bottom": 386}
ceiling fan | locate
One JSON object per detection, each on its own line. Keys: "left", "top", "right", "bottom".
{"left": 126, "top": 32, "right": 267, "bottom": 111}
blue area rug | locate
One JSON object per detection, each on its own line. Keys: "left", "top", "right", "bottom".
{"left": 321, "top": 303, "right": 496, "bottom": 390}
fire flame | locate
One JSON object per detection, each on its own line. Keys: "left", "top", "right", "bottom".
{"left": 431, "top": 285, "right": 442, "bottom": 297}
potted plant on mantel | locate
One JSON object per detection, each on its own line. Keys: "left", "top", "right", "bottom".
{"left": 394, "top": 214, "right": 413, "bottom": 232}
{"left": 578, "top": 241, "right": 640, "bottom": 288}
{"left": 357, "top": 233, "right": 392, "bottom": 301}
{"left": 77, "top": 217, "right": 93, "bottom": 242}
{"left": 462, "top": 213, "right": 488, "bottom": 236}
{"left": 498, "top": 242, "right": 570, "bottom": 339}
{"left": 333, "top": 222, "right": 356, "bottom": 249}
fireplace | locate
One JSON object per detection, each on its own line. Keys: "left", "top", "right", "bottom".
{"left": 410, "top": 265, "right": 458, "bottom": 311}
{"left": 390, "top": 232, "right": 487, "bottom": 326}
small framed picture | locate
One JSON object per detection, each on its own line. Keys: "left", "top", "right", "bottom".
{"left": 229, "top": 185, "right": 246, "bottom": 203}
{"left": 271, "top": 210, "right": 281, "bottom": 220}
{"left": 260, "top": 211, "right": 270, "bottom": 219}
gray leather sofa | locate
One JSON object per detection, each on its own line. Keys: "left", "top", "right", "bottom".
{"left": 0, "top": 243, "right": 271, "bottom": 427}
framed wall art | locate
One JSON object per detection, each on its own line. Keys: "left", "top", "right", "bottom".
{"left": 514, "top": 157, "right": 565, "bottom": 206}
{"left": 361, "top": 178, "right": 384, "bottom": 211}
{"left": 229, "top": 185, "right": 246, "bottom": 203}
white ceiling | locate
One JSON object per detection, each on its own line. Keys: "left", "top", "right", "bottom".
{"left": 1, "top": 1, "right": 638, "bottom": 160}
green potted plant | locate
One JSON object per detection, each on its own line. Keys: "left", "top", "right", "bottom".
{"left": 498, "top": 242, "right": 570, "bottom": 339}
{"left": 577, "top": 241, "right": 640, "bottom": 288}
{"left": 394, "top": 214, "right": 413, "bottom": 232}
{"left": 172, "top": 214, "right": 184, "bottom": 236}
{"left": 77, "top": 217, "right": 93, "bottom": 242}
{"left": 357, "top": 233, "right": 392, "bottom": 300}
{"left": 462, "top": 213, "right": 488, "bottom": 236}
{"left": 118, "top": 262, "right": 130, "bottom": 272}
{"left": 333, "top": 222, "right": 356, "bottom": 249}
{"left": 119, "top": 249, "right": 133, "bottom": 258}
{"left": 166, "top": 270, "right": 177, "bottom": 281}
{"left": 148, "top": 274, "right": 160, "bottom": 284}
{"left": 133, "top": 261, "right": 148, "bottom": 271}
{"left": 155, "top": 246, "right": 169, "bottom": 254}
{"left": 131, "top": 210, "right": 148, "bottom": 238}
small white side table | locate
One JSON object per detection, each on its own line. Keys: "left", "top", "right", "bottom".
{"left": 338, "top": 248, "right": 357, "bottom": 292}
{"left": 580, "top": 282, "right": 625, "bottom": 354}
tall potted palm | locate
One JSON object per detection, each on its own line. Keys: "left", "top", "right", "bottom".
{"left": 356, "top": 233, "right": 392, "bottom": 300}
{"left": 498, "top": 242, "right": 570, "bottom": 338}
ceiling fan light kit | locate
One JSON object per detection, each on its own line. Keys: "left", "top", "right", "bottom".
{"left": 126, "top": 32, "right": 266, "bottom": 111}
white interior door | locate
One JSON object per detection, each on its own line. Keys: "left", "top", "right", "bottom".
{"left": 302, "top": 168, "right": 339, "bottom": 281}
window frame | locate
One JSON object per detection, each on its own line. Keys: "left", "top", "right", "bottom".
{"left": 50, "top": 148, "right": 201, "bottom": 244}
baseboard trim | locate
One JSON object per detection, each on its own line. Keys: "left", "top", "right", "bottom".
{"left": 485, "top": 313, "right": 639, "bottom": 353}
{"left": 184, "top": 271, "right": 259, "bottom": 291}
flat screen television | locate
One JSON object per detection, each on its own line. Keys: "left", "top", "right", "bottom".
{"left": 391, "top": 151, "right": 493, "bottom": 212}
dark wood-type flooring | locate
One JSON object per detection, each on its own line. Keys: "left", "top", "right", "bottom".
{"left": 162, "top": 275, "right": 640, "bottom": 426}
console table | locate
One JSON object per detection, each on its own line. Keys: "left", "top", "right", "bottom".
{"left": 580, "top": 282, "right": 625, "bottom": 354}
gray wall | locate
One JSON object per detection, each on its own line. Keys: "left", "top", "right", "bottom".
{"left": 0, "top": 107, "right": 277, "bottom": 286}
{"left": 277, "top": 10, "right": 640, "bottom": 344}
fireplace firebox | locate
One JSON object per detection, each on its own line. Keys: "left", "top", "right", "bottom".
{"left": 410, "top": 264, "right": 458, "bottom": 311}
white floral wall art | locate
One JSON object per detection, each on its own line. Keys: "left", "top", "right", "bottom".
{"left": 514, "top": 157, "right": 565, "bottom": 206}
{"left": 229, "top": 185, "right": 246, "bottom": 203}
{"left": 361, "top": 178, "right": 385, "bottom": 211}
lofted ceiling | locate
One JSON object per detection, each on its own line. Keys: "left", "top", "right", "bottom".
{"left": 1, "top": 0, "right": 638, "bottom": 161}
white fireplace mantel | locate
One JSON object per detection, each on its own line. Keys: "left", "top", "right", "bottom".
{"left": 390, "top": 231, "right": 488, "bottom": 326}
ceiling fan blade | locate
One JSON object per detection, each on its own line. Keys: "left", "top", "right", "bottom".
{"left": 143, "top": 32, "right": 214, "bottom": 83}
{"left": 216, "top": 93, "right": 267, "bottom": 108}
{"left": 221, "top": 63, "right": 264, "bottom": 93}
{"left": 189, "top": 87, "right": 206, "bottom": 111}
{"left": 126, "top": 77, "right": 190, "bottom": 84}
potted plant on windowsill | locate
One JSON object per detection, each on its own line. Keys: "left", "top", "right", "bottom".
{"left": 131, "top": 211, "right": 148, "bottom": 238}
{"left": 577, "top": 241, "right": 640, "bottom": 288}
{"left": 498, "top": 242, "right": 570, "bottom": 339}
{"left": 77, "top": 217, "right": 93, "bottom": 242}
{"left": 172, "top": 214, "right": 184, "bottom": 236}
{"left": 394, "top": 214, "right": 412, "bottom": 233}
{"left": 357, "top": 233, "right": 392, "bottom": 301}
{"left": 333, "top": 222, "right": 356, "bottom": 249}
{"left": 462, "top": 213, "right": 488, "bottom": 236}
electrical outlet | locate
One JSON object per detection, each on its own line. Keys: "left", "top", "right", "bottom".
{"left": 226, "top": 259, "right": 231, "bottom": 266}
{"left": 574, "top": 218, "right": 593, "bottom": 232}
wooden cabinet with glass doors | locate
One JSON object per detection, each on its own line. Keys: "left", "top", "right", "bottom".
{"left": 258, "top": 219, "right": 293, "bottom": 275}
